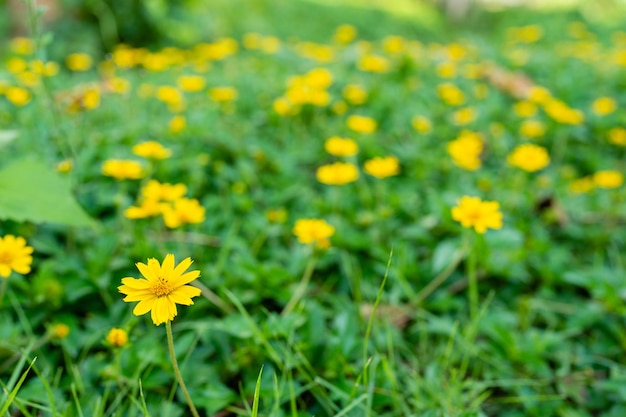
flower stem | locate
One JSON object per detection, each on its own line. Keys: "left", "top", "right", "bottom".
{"left": 165, "top": 321, "right": 200, "bottom": 417}
{"left": 0, "top": 278, "right": 8, "bottom": 308}
{"left": 282, "top": 255, "right": 317, "bottom": 316}
{"left": 467, "top": 236, "right": 478, "bottom": 320}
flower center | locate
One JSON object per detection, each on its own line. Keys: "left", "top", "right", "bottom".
{"left": 0, "top": 250, "right": 13, "bottom": 265}
{"left": 152, "top": 277, "right": 173, "bottom": 297}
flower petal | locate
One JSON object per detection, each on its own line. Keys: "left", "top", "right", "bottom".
{"left": 161, "top": 254, "right": 175, "bottom": 276}
{"left": 173, "top": 257, "right": 193, "bottom": 276}
{"left": 173, "top": 270, "right": 200, "bottom": 287}
{"left": 168, "top": 287, "right": 197, "bottom": 305}
{"left": 136, "top": 261, "right": 158, "bottom": 282}
{"left": 174, "top": 284, "right": 202, "bottom": 299}
{"left": 121, "top": 277, "right": 152, "bottom": 289}
{"left": 133, "top": 296, "right": 156, "bottom": 316}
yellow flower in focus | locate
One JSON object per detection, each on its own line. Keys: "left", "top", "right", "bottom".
{"left": 293, "top": 219, "right": 335, "bottom": 248}
{"left": 162, "top": 198, "right": 206, "bottom": 228}
{"left": 57, "top": 159, "right": 73, "bottom": 173}
{"left": 452, "top": 107, "right": 477, "bottom": 126}
{"left": 608, "top": 127, "right": 626, "bottom": 146}
{"left": 364, "top": 156, "right": 400, "bottom": 179}
{"left": 132, "top": 141, "right": 172, "bottom": 160}
{"left": 106, "top": 328, "right": 128, "bottom": 347}
{"left": 169, "top": 115, "right": 186, "bottom": 134}
{"left": 507, "top": 144, "right": 550, "bottom": 172}
{"left": 519, "top": 120, "right": 546, "bottom": 139}
{"left": 66, "top": 53, "right": 93, "bottom": 71}
{"left": 568, "top": 177, "right": 595, "bottom": 194}
{"left": 324, "top": 137, "right": 358, "bottom": 157}
{"left": 102, "top": 159, "right": 144, "bottom": 180}
{"left": 593, "top": 170, "right": 623, "bottom": 189}
{"left": 447, "top": 131, "right": 483, "bottom": 171}
{"left": 513, "top": 100, "right": 537, "bottom": 118}
{"left": 411, "top": 116, "right": 432, "bottom": 134}
{"left": 118, "top": 254, "right": 202, "bottom": 326}
{"left": 357, "top": 55, "right": 390, "bottom": 73}
{"left": 451, "top": 196, "right": 503, "bottom": 234}
{"left": 592, "top": 97, "right": 617, "bottom": 116}
{"left": 342, "top": 84, "right": 367, "bottom": 105}
{"left": 5, "top": 87, "right": 31, "bottom": 106}
{"left": 346, "top": 115, "right": 377, "bottom": 134}
{"left": 177, "top": 75, "right": 206, "bottom": 92}
{"left": 334, "top": 24, "right": 357, "bottom": 44}
{"left": 0, "top": 235, "right": 34, "bottom": 278}
{"left": 10, "top": 37, "right": 34, "bottom": 55}
{"left": 52, "top": 323, "right": 70, "bottom": 339}
{"left": 209, "top": 86, "right": 238, "bottom": 102}
{"left": 316, "top": 162, "right": 359, "bottom": 185}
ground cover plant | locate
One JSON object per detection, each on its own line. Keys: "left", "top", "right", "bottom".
{"left": 1, "top": 0, "right": 626, "bottom": 415}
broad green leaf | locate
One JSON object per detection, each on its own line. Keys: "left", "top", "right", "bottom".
{"left": 0, "top": 159, "right": 95, "bottom": 227}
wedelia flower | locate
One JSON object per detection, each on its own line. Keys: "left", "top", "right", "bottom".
{"left": 451, "top": 196, "right": 503, "bottom": 234}
{"left": 118, "top": 254, "right": 202, "bottom": 325}
{"left": 0, "top": 235, "right": 34, "bottom": 278}
{"left": 507, "top": 144, "right": 550, "bottom": 172}
{"left": 364, "top": 156, "right": 400, "bottom": 178}
{"left": 293, "top": 219, "right": 335, "bottom": 248}
{"left": 316, "top": 162, "right": 359, "bottom": 185}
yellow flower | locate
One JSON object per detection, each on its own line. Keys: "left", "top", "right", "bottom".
{"left": 513, "top": 100, "right": 537, "bottom": 118}
{"left": 334, "top": 24, "right": 357, "bottom": 44}
{"left": 52, "top": 323, "right": 70, "bottom": 339}
{"left": 209, "top": 87, "right": 238, "bottom": 102}
{"left": 273, "top": 97, "right": 296, "bottom": 116}
{"left": 568, "top": 177, "right": 595, "bottom": 194}
{"left": 324, "top": 137, "right": 358, "bottom": 157}
{"left": 593, "top": 170, "right": 623, "bottom": 189}
{"left": 5, "top": 87, "right": 31, "bottom": 106}
{"left": 543, "top": 99, "right": 584, "bottom": 125}
{"left": 56, "top": 159, "right": 73, "bottom": 173}
{"left": 452, "top": 107, "right": 477, "bottom": 126}
{"left": 0, "top": 235, "right": 34, "bottom": 278}
{"left": 177, "top": 75, "right": 206, "bottom": 92}
{"left": 161, "top": 198, "right": 206, "bottom": 228}
{"left": 451, "top": 196, "right": 503, "bottom": 234}
{"left": 293, "top": 219, "right": 335, "bottom": 248}
{"left": 82, "top": 87, "right": 100, "bottom": 110}
{"left": 608, "top": 127, "right": 626, "bottom": 146}
{"left": 102, "top": 159, "right": 144, "bottom": 180}
{"left": 382, "top": 36, "right": 405, "bottom": 54}
{"left": 169, "top": 115, "right": 186, "bottom": 134}
{"left": 436, "top": 62, "right": 457, "bottom": 78}
{"left": 508, "top": 25, "right": 543, "bottom": 43}
{"left": 132, "top": 141, "right": 172, "bottom": 160}
{"left": 10, "top": 37, "right": 34, "bottom": 55}
{"left": 125, "top": 199, "right": 164, "bottom": 219}
{"left": 346, "top": 115, "right": 377, "bottom": 134}
{"left": 364, "top": 156, "right": 400, "bottom": 179}
{"left": 7, "top": 57, "right": 27, "bottom": 73}
{"left": 447, "top": 131, "right": 483, "bottom": 171}
{"left": 411, "top": 116, "right": 432, "bottom": 134}
{"left": 243, "top": 32, "right": 262, "bottom": 49}
{"left": 305, "top": 68, "right": 333, "bottom": 90}
{"left": 357, "top": 55, "right": 390, "bottom": 73}
{"left": 108, "top": 77, "right": 130, "bottom": 94}
{"left": 261, "top": 36, "right": 281, "bottom": 54}
{"left": 437, "top": 83, "right": 465, "bottom": 106}
{"left": 118, "top": 254, "right": 202, "bottom": 326}
{"left": 342, "top": 84, "right": 367, "bottom": 105}
{"left": 592, "top": 97, "right": 617, "bottom": 116}
{"left": 316, "top": 162, "right": 359, "bottom": 185}
{"left": 332, "top": 100, "right": 348, "bottom": 115}
{"left": 519, "top": 120, "right": 546, "bottom": 139}
{"left": 266, "top": 208, "right": 287, "bottom": 223}
{"left": 140, "top": 180, "right": 184, "bottom": 201}
{"left": 156, "top": 86, "right": 183, "bottom": 107}
{"left": 507, "top": 144, "right": 550, "bottom": 172}
{"left": 66, "top": 53, "right": 93, "bottom": 71}
{"left": 106, "top": 328, "right": 128, "bottom": 347}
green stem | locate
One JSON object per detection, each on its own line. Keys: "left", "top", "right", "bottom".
{"left": 282, "top": 255, "right": 317, "bottom": 316}
{"left": 165, "top": 321, "right": 200, "bottom": 417}
{"left": 467, "top": 235, "right": 478, "bottom": 320}
{"left": 0, "top": 278, "right": 8, "bottom": 308}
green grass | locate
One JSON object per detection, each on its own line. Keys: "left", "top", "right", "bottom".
{"left": 0, "top": 0, "right": 625, "bottom": 416}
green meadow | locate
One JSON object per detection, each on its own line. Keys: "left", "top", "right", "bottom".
{"left": 1, "top": 0, "right": 626, "bottom": 415}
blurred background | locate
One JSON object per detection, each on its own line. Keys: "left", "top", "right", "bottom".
{"left": 2, "top": 0, "right": 626, "bottom": 57}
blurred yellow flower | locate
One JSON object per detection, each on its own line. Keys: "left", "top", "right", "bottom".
{"left": 513, "top": 100, "right": 537, "bottom": 118}
{"left": 177, "top": 75, "right": 206, "bottom": 92}
{"left": 452, "top": 107, "right": 477, "bottom": 126}
{"left": 10, "top": 37, "right": 34, "bottom": 55}
{"left": 118, "top": 254, "right": 202, "bottom": 326}
{"left": 593, "top": 170, "right": 623, "bottom": 189}
{"left": 346, "top": 115, "right": 377, "bottom": 134}
{"left": 508, "top": 25, "right": 543, "bottom": 43}
{"left": 156, "top": 86, "right": 183, "bottom": 107}
{"left": 169, "top": 115, "right": 186, "bottom": 134}
{"left": 7, "top": 57, "right": 27, "bottom": 73}
{"left": 411, "top": 115, "right": 432, "bottom": 134}
{"left": 132, "top": 141, "right": 172, "bottom": 160}
{"left": 293, "top": 219, "right": 335, "bottom": 248}
{"left": 142, "top": 180, "right": 188, "bottom": 202}
{"left": 358, "top": 55, "right": 390, "bottom": 73}
{"left": 447, "top": 131, "right": 483, "bottom": 171}
{"left": 334, "top": 24, "right": 357, "bottom": 44}
{"left": 5, "top": 87, "right": 31, "bottom": 106}
{"left": 266, "top": 208, "right": 288, "bottom": 223}
{"left": 436, "top": 62, "right": 457, "bottom": 78}
{"left": 342, "top": 84, "right": 367, "bottom": 105}
{"left": 592, "top": 97, "right": 617, "bottom": 116}
{"left": 56, "top": 159, "right": 73, "bottom": 173}
{"left": 125, "top": 199, "right": 164, "bottom": 219}
{"left": 507, "top": 144, "right": 550, "bottom": 172}
{"left": 437, "top": 83, "right": 465, "bottom": 106}
{"left": 324, "top": 137, "right": 358, "bottom": 157}
{"left": 0, "top": 235, "right": 33, "bottom": 278}
{"left": 332, "top": 100, "right": 348, "bottom": 115}
{"left": 106, "top": 328, "right": 128, "bottom": 347}
{"left": 364, "top": 156, "right": 400, "bottom": 178}
{"left": 162, "top": 198, "right": 206, "bottom": 228}
{"left": 568, "top": 177, "right": 595, "bottom": 194}
{"left": 451, "top": 196, "right": 503, "bottom": 234}
{"left": 52, "top": 323, "right": 70, "bottom": 339}
{"left": 209, "top": 86, "right": 238, "bottom": 102}
{"left": 383, "top": 35, "right": 405, "bottom": 54}
{"left": 316, "top": 162, "right": 359, "bottom": 185}
{"left": 305, "top": 68, "right": 333, "bottom": 90}
{"left": 273, "top": 97, "right": 296, "bottom": 115}
{"left": 102, "top": 159, "right": 144, "bottom": 180}
{"left": 608, "top": 127, "right": 626, "bottom": 146}
{"left": 543, "top": 99, "right": 584, "bottom": 125}
{"left": 519, "top": 120, "right": 546, "bottom": 139}
{"left": 66, "top": 53, "right": 93, "bottom": 71}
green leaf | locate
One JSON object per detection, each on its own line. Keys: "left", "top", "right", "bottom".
{"left": 0, "top": 159, "right": 95, "bottom": 227}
